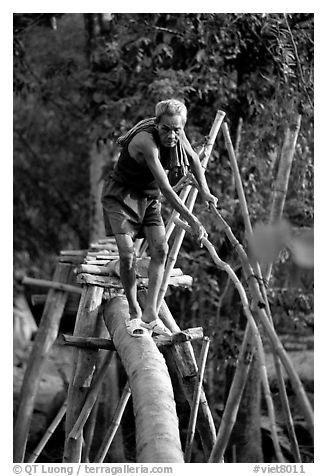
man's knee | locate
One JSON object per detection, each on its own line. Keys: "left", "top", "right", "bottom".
{"left": 150, "top": 241, "right": 168, "bottom": 263}
{"left": 118, "top": 244, "right": 136, "bottom": 268}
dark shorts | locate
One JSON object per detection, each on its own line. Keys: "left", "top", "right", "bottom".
{"left": 101, "top": 179, "right": 164, "bottom": 239}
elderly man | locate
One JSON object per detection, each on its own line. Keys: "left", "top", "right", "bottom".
{"left": 102, "top": 99, "right": 217, "bottom": 336}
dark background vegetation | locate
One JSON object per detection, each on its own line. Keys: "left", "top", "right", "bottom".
{"left": 13, "top": 13, "right": 314, "bottom": 463}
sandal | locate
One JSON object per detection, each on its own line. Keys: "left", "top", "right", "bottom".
{"left": 141, "top": 318, "right": 172, "bottom": 337}
{"left": 125, "top": 318, "right": 148, "bottom": 337}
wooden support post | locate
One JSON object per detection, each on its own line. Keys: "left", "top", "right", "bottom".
{"left": 184, "top": 337, "right": 211, "bottom": 462}
{"left": 63, "top": 284, "right": 104, "bottom": 463}
{"left": 14, "top": 262, "right": 73, "bottom": 463}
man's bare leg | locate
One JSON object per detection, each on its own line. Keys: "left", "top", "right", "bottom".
{"left": 114, "top": 233, "right": 142, "bottom": 321}
{"left": 142, "top": 225, "right": 168, "bottom": 324}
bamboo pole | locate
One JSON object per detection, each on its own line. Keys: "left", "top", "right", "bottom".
{"left": 262, "top": 114, "right": 302, "bottom": 462}
{"left": 22, "top": 276, "right": 82, "bottom": 294}
{"left": 93, "top": 382, "right": 132, "bottom": 463}
{"left": 68, "top": 350, "right": 114, "bottom": 440}
{"left": 264, "top": 114, "right": 302, "bottom": 282}
{"left": 208, "top": 325, "right": 254, "bottom": 462}
{"left": 27, "top": 399, "right": 67, "bottom": 463}
{"left": 184, "top": 337, "right": 210, "bottom": 463}
{"left": 63, "top": 285, "right": 104, "bottom": 463}
{"left": 82, "top": 398, "right": 99, "bottom": 462}
{"left": 14, "top": 262, "right": 73, "bottom": 463}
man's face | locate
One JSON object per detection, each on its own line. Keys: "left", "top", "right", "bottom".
{"left": 157, "top": 114, "right": 185, "bottom": 148}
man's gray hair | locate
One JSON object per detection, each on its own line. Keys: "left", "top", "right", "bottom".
{"left": 155, "top": 99, "right": 187, "bottom": 124}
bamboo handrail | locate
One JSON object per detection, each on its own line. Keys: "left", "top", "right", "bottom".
{"left": 156, "top": 110, "right": 226, "bottom": 315}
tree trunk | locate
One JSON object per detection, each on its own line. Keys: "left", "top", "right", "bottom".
{"left": 103, "top": 296, "right": 184, "bottom": 463}
{"left": 84, "top": 13, "right": 114, "bottom": 244}
{"left": 89, "top": 142, "right": 106, "bottom": 243}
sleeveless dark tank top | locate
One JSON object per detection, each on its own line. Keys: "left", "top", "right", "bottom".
{"left": 110, "top": 125, "right": 177, "bottom": 194}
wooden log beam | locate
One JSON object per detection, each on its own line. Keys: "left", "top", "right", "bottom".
{"left": 60, "top": 250, "right": 88, "bottom": 256}
{"left": 76, "top": 273, "right": 192, "bottom": 289}
{"left": 137, "top": 291, "right": 216, "bottom": 458}
{"left": 60, "top": 327, "right": 203, "bottom": 351}
{"left": 103, "top": 296, "right": 184, "bottom": 463}
{"left": 14, "top": 262, "right": 73, "bottom": 463}
{"left": 59, "top": 256, "right": 86, "bottom": 265}
{"left": 75, "top": 262, "right": 183, "bottom": 278}
{"left": 22, "top": 276, "right": 82, "bottom": 294}
{"left": 60, "top": 335, "right": 116, "bottom": 350}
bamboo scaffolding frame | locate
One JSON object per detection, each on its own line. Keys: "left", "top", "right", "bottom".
{"left": 184, "top": 337, "right": 210, "bottom": 463}
{"left": 209, "top": 207, "right": 314, "bottom": 438}
{"left": 27, "top": 400, "right": 67, "bottom": 463}
{"left": 93, "top": 382, "right": 132, "bottom": 463}
{"left": 222, "top": 120, "right": 304, "bottom": 458}
{"left": 174, "top": 217, "right": 285, "bottom": 460}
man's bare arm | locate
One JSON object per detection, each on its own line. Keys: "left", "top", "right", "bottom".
{"left": 180, "top": 131, "right": 218, "bottom": 207}
{"left": 130, "top": 133, "right": 206, "bottom": 239}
